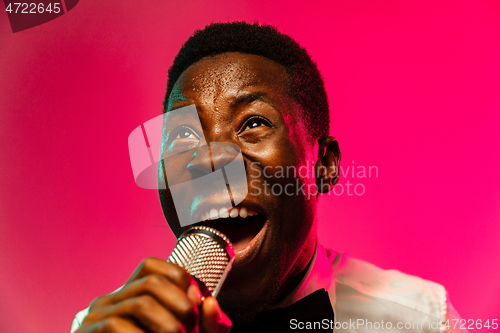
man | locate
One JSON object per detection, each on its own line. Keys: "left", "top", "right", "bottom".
{"left": 72, "top": 22, "right": 465, "bottom": 332}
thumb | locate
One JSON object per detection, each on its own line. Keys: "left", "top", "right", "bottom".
{"left": 200, "top": 296, "right": 232, "bottom": 333}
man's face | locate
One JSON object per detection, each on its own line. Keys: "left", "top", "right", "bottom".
{"left": 159, "top": 52, "right": 319, "bottom": 313}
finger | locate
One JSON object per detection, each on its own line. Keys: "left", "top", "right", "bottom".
{"left": 91, "top": 264, "right": 201, "bottom": 310}
{"left": 78, "top": 316, "right": 145, "bottom": 333}
{"left": 86, "top": 295, "right": 190, "bottom": 333}
{"left": 127, "top": 258, "right": 194, "bottom": 291}
{"left": 187, "top": 284, "right": 203, "bottom": 307}
{"left": 200, "top": 297, "right": 232, "bottom": 333}
{"left": 102, "top": 274, "right": 199, "bottom": 325}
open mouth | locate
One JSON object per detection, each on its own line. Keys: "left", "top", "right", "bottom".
{"left": 195, "top": 206, "right": 267, "bottom": 255}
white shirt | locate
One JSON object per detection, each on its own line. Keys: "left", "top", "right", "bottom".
{"left": 71, "top": 245, "right": 467, "bottom": 332}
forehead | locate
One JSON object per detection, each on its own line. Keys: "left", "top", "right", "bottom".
{"left": 167, "top": 52, "right": 291, "bottom": 109}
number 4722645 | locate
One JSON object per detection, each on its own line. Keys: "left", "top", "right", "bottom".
{"left": 443, "top": 319, "right": 498, "bottom": 330}
{"left": 5, "top": 3, "right": 61, "bottom": 14}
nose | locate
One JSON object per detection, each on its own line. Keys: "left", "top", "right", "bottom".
{"left": 187, "top": 142, "right": 241, "bottom": 178}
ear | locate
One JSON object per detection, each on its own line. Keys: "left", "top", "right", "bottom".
{"left": 315, "top": 136, "right": 341, "bottom": 193}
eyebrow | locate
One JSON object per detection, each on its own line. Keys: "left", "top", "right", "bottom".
{"left": 167, "top": 89, "right": 281, "bottom": 114}
{"left": 166, "top": 102, "right": 191, "bottom": 113}
{"left": 231, "top": 91, "right": 279, "bottom": 112}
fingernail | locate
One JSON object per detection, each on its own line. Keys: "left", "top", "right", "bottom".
{"left": 187, "top": 284, "right": 202, "bottom": 306}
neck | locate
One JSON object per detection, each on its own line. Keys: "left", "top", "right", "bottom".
{"left": 269, "top": 237, "right": 317, "bottom": 308}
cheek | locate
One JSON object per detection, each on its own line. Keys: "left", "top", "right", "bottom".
{"left": 163, "top": 156, "right": 190, "bottom": 184}
{"left": 280, "top": 108, "right": 315, "bottom": 162}
{"left": 249, "top": 150, "right": 318, "bottom": 203}
{"left": 158, "top": 188, "right": 183, "bottom": 233}
{"left": 276, "top": 122, "right": 317, "bottom": 187}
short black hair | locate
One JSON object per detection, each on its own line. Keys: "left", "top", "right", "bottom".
{"left": 163, "top": 21, "right": 330, "bottom": 141}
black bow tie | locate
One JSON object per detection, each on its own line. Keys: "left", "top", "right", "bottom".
{"left": 230, "top": 289, "right": 335, "bottom": 332}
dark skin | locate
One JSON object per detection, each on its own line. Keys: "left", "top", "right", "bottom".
{"left": 76, "top": 52, "right": 340, "bottom": 333}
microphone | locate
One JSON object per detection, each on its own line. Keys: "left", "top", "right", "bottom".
{"left": 168, "top": 226, "right": 235, "bottom": 298}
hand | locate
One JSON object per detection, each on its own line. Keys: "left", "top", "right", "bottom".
{"left": 75, "top": 257, "right": 232, "bottom": 333}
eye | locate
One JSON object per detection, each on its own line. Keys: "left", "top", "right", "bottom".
{"left": 174, "top": 127, "right": 198, "bottom": 140}
{"left": 241, "top": 117, "right": 272, "bottom": 132}
{"left": 166, "top": 126, "right": 200, "bottom": 151}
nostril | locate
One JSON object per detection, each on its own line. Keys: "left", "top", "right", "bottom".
{"left": 186, "top": 145, "right": 214, "bottom": 176}
{"left": 186, "top": 162, "right": 211, "bottom": 178}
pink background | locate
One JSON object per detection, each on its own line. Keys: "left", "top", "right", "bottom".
{"left": 1, "top": 0, "right": 499, "bottom": 332}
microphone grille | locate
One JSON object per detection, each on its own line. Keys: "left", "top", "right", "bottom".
{"left": 168, "top": 226, "right": 234, "bottom": 298}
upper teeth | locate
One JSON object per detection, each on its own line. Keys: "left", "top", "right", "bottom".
{"left": 201, "top": 207, "right": 257, "bottom": 221}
